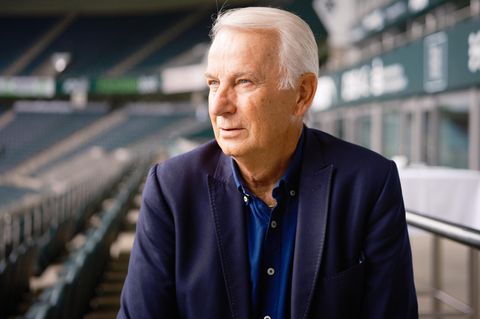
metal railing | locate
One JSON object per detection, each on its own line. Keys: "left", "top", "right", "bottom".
{"left": 0, "top": 160, "right": 128, "bottom": 262}
{"left": 406, "top": 211, "right": 480, "bottom": 319}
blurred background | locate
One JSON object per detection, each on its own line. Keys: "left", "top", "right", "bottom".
{"left": 0, "top": 0, "right": 479, "bottom": 318}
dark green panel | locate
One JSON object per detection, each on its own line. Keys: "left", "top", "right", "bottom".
{"left": 320, "top": 16, "right": 480, "bottom": 109}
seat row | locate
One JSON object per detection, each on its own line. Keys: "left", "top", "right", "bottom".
{"left": 24, "top": 165, "right": 146, "bottom": 319}
{"left": 0, "top": 155, "right": 141, "bottom": 318}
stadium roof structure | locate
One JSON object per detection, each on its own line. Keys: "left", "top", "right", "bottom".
{"left": 0, "top": 0, "right": 254, "bottom": 15}
{"left": 0, "top": 0, "right": 327, "bottom": 98}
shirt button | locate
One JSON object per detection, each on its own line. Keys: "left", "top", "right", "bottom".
{"left": 264, "top": 316, "right": 272, "bottom": 319}
{"left": 267, "top": 268, "right": 275, "bottom": 276}
{"left": 289, "top": 190, "right": 296, "bottom": 196}
{"left": 271, "top": 220, "right": 278, "bottom": 228}
{"left": 243, "top": 195, "right": 248, "bottom": 203}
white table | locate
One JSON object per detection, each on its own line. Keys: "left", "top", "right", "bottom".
{"left": 399, "top": 166, "right": 480, "bottom": 230}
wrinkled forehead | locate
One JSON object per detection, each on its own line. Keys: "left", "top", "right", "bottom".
{"left": 207, "top": 28, "right": 281, "bottom": 72}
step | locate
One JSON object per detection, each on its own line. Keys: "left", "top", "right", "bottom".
{"left": 106, "top": 262, "right": 129, "bottom": 272}
{"left": 96, "top": 282, "right": 124, "bottom": 295}
{"left": 84, "top": 310, "right": 119, "bottom": 319}
{"left": 90, "top": 295, "right": 121, "bottom": 310}
{"left": 102, "top": 271, "right": 128, "bottom": 282}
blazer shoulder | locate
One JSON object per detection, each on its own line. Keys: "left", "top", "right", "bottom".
{"left": 306, "top": 128, "right": 395, "bottom": 186}
{"left": 308, "top": 128, "right": 392, "bottom": 168}
{"left": 152, "top": 139, "right": 222, "bottom": 183}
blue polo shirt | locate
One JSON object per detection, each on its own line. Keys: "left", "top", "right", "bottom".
{"left": 231, "top": 129, "right": 304, "bottom": 319}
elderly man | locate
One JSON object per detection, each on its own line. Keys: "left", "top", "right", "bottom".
{"left": 118, "top": 7, "right": 418, "bottom": 319}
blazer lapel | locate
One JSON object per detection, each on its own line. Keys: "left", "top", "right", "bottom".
{"left": 291, "top": 129, "right": 334, "bottom": 319}
{"left": 207, "top": 153, "right": 251, "bottom": 319}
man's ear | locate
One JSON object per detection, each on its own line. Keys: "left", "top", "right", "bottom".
{"left": 294, "top": 73, "right": 317, "bottom": 116}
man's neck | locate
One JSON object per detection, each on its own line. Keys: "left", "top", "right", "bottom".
{"left": 236, "top": 157, "right": 287, "bottom": 206}
{"left": 234, "top": 128, "right": 302, "bottom": 205}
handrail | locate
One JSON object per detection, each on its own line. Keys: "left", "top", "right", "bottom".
{"left": 406, "top": 210, "right": 480, "bottom": 249}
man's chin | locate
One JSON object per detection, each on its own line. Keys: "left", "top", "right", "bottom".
{"left": 216, "top": 141, "right": 245, "bottom": 158}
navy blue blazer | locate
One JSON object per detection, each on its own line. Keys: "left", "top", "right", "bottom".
{"left": 118, "top": 127, "right": 418, "bottom": 319}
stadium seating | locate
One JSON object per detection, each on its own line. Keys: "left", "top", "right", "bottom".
{"left": 24, "top": 164, "right": 146, "bottom": 319}
{"left": 0, "top": 150, "right": 136, "bottom": 317}
{"left": 131, "top": 13, "right": 211, "bottom": 75}
{"left": 0, "top": 185, "right": 36, "bottom": 209}
{"left": 184, "top": 123, "right": 214, "bottom": 143}
{"left": 0, "top": 100, "right": 198, "bottom": 317}
{"left": 0, "top": 16, "right": 60, "bottom": 73}
{"left": 19, "top": 12, "right": 190, "bottom": 77}
{"left": 32, "top": 109, "right": 190, "bottom": 176}
{"left": 0, "top": 105, "right": 10, "bottom": 116}
{"left": 0, "top": 109, "right": 105, "bottom": 174}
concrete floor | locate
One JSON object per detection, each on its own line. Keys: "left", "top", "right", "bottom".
{"left": 409, "top": 227, "right": 479, "bottom": 318}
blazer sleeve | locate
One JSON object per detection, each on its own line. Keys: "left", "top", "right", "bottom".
{"left": 361, "top": 161, "right": 418, "bottom": 318}
{"left": 117, "top": 165, "right": 181, "bottom": 319}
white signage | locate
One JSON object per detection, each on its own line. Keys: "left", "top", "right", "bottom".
{"left": 424, "top": 32, "right": 448, "bottom": 93}
{"left": 468, "top": 30, "right": 480, "bottom": 73}
{"left": 0, "top": 76, "right": 55, "bottom": 97}
{"left": 341, "top": 58, "right": 408, "bottom": 102}
{"left": 161, "top": 64, "right": 207, "bottom": 94}
{"left": 62, "top": 78, "right": 89, "bottom": 94}
{"left": 138, "top": 76, "right": 159, "bottom": 94}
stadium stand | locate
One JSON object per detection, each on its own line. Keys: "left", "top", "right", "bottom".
{"left": 0, "top": 99, "right": 202, "bottom": 317}
{"left": 0, "top": 147, "right": 136, "bottom": 317}
{"left": 0, "top": 185, "right": 36, "bottom": 209}
{"left": 0, "top": 102, "right": 107, "bottom": 175}
{"left": 30, "top": 104, "right": 194, "bottom": 177}
{"left": 18, "top": 11, "right": 191, "bottom": 77}
{"left": 130, "top": 13, "right": 211, "bottom": 75}
{"left": 0, "top": 16, "right": 61, "bottom": 74}
{"left": 183, "top": 123, "right": 214, "bottom": 143}
{"left": 0, "top": 105, "right": 10, "bottom": 116}
{"left": 24, "top": 161, "right": 148, "bottom": 319}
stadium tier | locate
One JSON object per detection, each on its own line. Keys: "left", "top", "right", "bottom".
{"left": 0, "top": 100, "right": 189, "bottom": 317}
{"left": 19, "top": 12, "right": 189, "bottom": 77}
{"left": 131, "top": 13, "right": 211, "bottom": 75}
{"left": 32, "top": 109, "right": 192, "bottom": 176}
{"left": 0, "top": 185, "right": 36, "bottom": 209}
{"left": 0, "top": 9, "right": 213, "bottom": 80}
{"left": 0, "top": 16, "right": 61, "bottom": 73}
{"left": 0, "top": 107, "right": 106, "bottom": 174}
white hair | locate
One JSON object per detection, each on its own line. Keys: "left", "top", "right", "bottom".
{"left": 210, "top": 7, "right": 319, "bottom": 89}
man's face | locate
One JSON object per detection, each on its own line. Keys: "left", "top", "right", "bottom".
{"left": 206, "top": 28, "right": 302, "bottom": 161}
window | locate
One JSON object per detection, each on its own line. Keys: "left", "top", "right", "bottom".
{"left": 356, "top": 115, "right": 372, "bottom": 149}
{"left": 335, "top": 117, "right": 345, "bottom": 140}
{"left": 437, "top": 91, "right": 470, "bottom": 168}
{"left": 383, "top": 111, "right": 401, "bottom": 158}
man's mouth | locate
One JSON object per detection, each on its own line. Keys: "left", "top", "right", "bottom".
{"left": 219, "top": 127, "right": 244, "bottom": 137}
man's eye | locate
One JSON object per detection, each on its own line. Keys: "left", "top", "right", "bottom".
{"left": 238, "top": 79, "right": 252, "bottom": 85}
{"left": 208, "top": 80, "right": 219, "bottom": 87}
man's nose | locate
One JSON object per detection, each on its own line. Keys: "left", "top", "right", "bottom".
{"left": 209, "top": 85, "right": 235, "bottom": 116}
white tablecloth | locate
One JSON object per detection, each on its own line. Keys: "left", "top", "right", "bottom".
{"left": 399, "top": 166, "right": 480, "bottom": 231}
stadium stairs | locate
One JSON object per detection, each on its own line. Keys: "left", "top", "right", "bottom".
{"left": 83, "top": 190, "right": 141, "bottom": 319}
{"left": 22, "top": 161, "right": 149, "bottom": 319}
